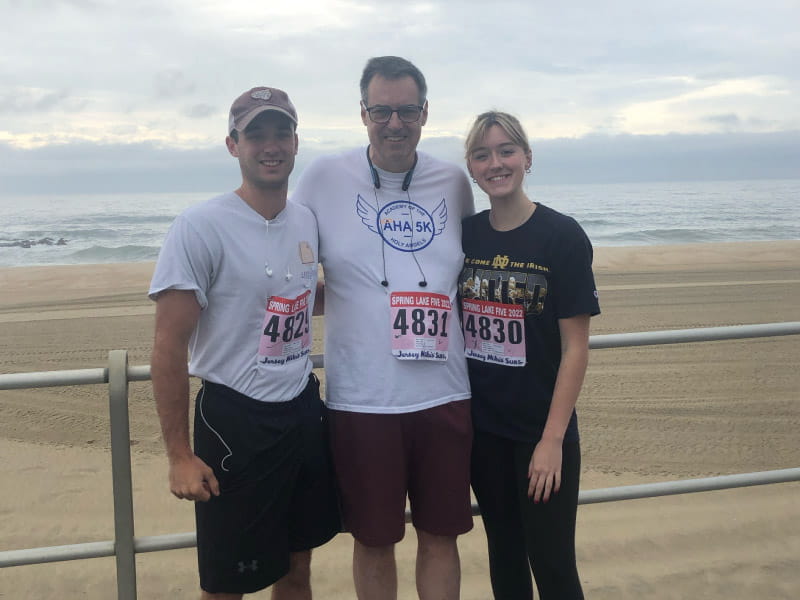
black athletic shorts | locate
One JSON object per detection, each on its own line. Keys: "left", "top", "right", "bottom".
{"left": 193, "top": 374, "right": 341, "bottom": 594}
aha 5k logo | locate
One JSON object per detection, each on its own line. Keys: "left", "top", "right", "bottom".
{"left": 356, "top": 195, "right": 448, "bottom": 252}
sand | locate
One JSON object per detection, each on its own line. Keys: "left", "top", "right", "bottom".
{"left": 1, "top": 241, "right": 799, "bottom": 599}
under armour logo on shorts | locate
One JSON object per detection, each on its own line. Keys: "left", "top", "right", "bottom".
{"left": 237, "top": 560, "right": 259, "bottom": 573}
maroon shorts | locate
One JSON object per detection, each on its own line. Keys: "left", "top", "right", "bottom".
{"left": 329, "top": 400, "right": 474, "bottom": 547}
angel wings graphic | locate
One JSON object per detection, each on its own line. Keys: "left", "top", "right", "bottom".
{"left": 356, "top": 195, "right": 447, "bottom": 237}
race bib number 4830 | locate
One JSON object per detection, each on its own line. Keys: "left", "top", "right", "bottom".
{"left": 462, "top": 298, "right": 526, "bottom": 367}
{"left": 258, "top": 291, "right": 311, "bottom": 365}
{"left": 390, "top": 291, "right": 451, "bottom": 361}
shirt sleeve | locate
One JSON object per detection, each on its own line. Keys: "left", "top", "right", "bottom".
{"left": 551, "top": 218, "right": 601, "bottom": 319}
{"left": 290, "top": 158, "right": 322, "bottom": 215}
{"left": 148, "top": 214, "right": 214, "bottom": 309}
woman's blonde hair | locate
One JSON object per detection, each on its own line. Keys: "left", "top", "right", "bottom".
{"left": 464, "top": 111, "right": 531, "bottom": 159}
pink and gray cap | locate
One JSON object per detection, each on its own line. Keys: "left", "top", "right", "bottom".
{"left": 228, "top": 87, "right": 298, "bottom": 134}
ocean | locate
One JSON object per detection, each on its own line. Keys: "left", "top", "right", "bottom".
{"left": 1, "top": 179, "right": 798, "bottom": 268}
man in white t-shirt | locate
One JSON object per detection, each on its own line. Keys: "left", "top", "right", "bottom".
{"left": 293, "top": 56, "right": 475, "bottom": 600}
{"left": 149, "top": 87, "right": 340, "bottom": 599}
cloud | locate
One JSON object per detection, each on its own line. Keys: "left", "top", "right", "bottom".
{"left": 1, "top": 0, "right": 798, "bottom": 173}
{"left": 531, "top": 130, "right": 800, "bottom": 183}
{"left": 2, "top": 130, "right": 798, "bottom": 195}
{"left": 616, "top": 76, "right": 797, "bottom": 135}
{"left": 0, "top": 88, "right": 87, "bottom": 114}
{"left": 154, "top": 70, "right": 197, "bottom": 99}
{"left": 185, "top": 103, "right": 218, "bottom": 119}
{"left": 704, "top": 114, "right": 741, "bottom": 126}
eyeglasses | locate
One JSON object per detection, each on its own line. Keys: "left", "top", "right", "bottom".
{"left": 363, "top": 104, "right": 425, "bottom": 124}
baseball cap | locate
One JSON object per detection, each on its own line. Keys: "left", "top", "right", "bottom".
{"left": 228, "top": 86, "right": 298, "bottom": 134}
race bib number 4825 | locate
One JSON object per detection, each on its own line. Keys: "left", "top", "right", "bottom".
{"left": 390, "top": 291, "right": 451, "bottom": 361}
{"left": 462, "top": 298, "right": 526, "bottom": 367}
{"left": 258, "top": 291, "right": 311, "bottom": 365}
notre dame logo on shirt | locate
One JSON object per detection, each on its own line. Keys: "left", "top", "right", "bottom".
{"left": 491, "top": 255, "right": 510, "bottom": 269}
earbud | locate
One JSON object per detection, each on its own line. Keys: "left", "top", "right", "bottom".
{"left": 380, "top": 279, "right": 426, "bottom": 288}
{"left": 265, "top": 263, "right": 273, "bottom": 277}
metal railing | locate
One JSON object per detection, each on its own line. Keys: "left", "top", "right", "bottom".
{"left": 1, "top": 322, "right": 799, "bottom": 599}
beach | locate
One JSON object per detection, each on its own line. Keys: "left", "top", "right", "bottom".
{"left": 1, "top": 240, "right": 799, "bottom": 598}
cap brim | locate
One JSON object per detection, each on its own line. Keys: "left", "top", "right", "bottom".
{"left": 235, "top": 106, "right": 297, "bottom": 132}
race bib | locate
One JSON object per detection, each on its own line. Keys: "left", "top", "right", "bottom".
{"left": 390, "top": 291, "right": 451, "bottom": 361}
{"left": 462, "top": 298, "right": 526, "bottom": 366}
{"left": 258, "top": 291, "right": 311, "bottom": 365}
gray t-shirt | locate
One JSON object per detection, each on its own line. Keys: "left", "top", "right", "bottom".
{"left": 150, "top": 192, "right": 318, "bottom": 402}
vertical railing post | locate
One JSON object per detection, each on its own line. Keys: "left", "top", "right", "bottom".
{"left": 108, "top": 350, "right": 137, "bottom": 599}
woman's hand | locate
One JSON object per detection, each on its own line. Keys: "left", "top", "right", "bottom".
{"left": 527, "top": 437, "right": 563, "bottom": 503}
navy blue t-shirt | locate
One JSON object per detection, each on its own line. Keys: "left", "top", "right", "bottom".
{"left": 460, "top": 204, "right": 600, "bottom": 443}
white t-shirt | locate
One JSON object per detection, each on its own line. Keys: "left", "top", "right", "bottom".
{"left": 293, "top": 147, "right": 475, "bottom": 413}
{"left": 149, "top": 192, "right": 319, "bottom": 402}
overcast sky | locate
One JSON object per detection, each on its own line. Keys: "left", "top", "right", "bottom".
{"left": 2, "top": 0, "right": 799, "bottom": 194}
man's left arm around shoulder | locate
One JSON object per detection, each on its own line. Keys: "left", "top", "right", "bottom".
{"left": 151, "top": 289, "right": 220, "bottom": 502}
